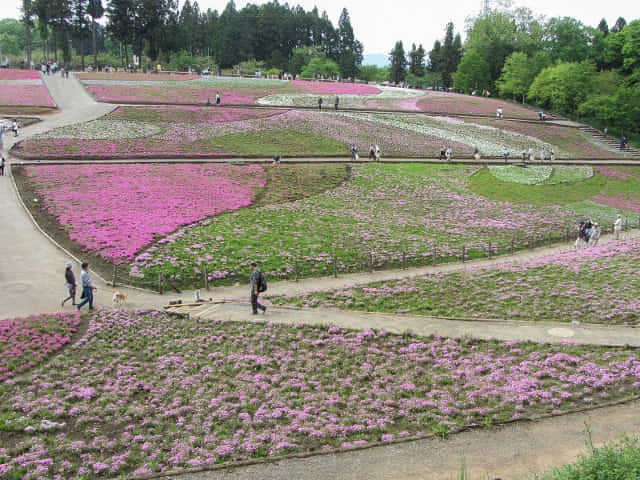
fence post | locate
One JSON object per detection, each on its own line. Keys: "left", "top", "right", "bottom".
{"left": 433, "top": 246, "right": 437, "bottom": 265}
{"left": 203, "top": 266, "right": 209, "bottom": 290}
{"left": 333, "top": 256, "right": 338, "bottom": 278}
{"left": 487, "top": 243, "right": 491, "bottom": 259}
{"left": 369, "top": 252, "right": 374, "bottom": 273}
{"left": 511, "top": 238, "right": 514, "bottom": 255}
{"left": 548, "top": 232, "right": 552, "bottom": 246}
{"left": 402, "top": 251, "right": 406, "bottom": 270}
{"left": 462, "top": 245, "right": 466, "bottom": 263}
{"left": 111, "top": 264, "right": 117, "bottom": 287}
{"left": 295, "top": 259, "right": 299, "bottom": 282}
{"left": 158, "top": 272, "right": 164, "bottom": 295}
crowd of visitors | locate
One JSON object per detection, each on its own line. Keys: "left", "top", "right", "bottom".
{"left": 575, "top": 214, "right": 625, "bottom": 248}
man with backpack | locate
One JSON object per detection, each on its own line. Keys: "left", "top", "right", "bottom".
{"left": 249, "top": 262, "right": 267, "bottom": 314}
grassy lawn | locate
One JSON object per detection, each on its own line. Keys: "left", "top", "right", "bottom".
{"left": 3, "top": 309, "right": 640, "bottom": 478}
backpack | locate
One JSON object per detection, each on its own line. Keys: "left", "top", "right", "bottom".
{"left": 258, "top": 272, "right": 267, "bottom": 293}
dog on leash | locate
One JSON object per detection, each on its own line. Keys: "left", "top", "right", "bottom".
{"left": 112, "top": 291, "right": 127, "bottom": 306}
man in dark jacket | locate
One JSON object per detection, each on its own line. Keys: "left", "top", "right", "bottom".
{"left": 249, "top": 262, "right": 267, "bottom": 314}
{"left": 61, "top": 262, "right": 77, "bottom": 307}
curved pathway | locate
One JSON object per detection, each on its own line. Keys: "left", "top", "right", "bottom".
{"left": 2, "top": 73, "right": 640, "bottom": 480}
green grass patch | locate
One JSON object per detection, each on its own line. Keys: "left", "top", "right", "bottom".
{"left": 195, "top": 129, "right": 348, "bottom": 156}
{"left": 536, "top": 437, "right": 640, "bottom": 480}
{"left": 470, "top": 166, "right": 640, "bottom": 206}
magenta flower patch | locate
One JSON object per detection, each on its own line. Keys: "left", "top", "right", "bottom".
{"left": 24, "top": 163, "right": 266, "bottom": 260}
{"left": 0, "top": 68, "right": 41, "bottom": 81}
{"left": 291, "top": 80, "right": 381, "bottom": 95}
{"left": 0, "top": 84, "right": 56, "bottom": 107}
{"left": 0, "top": 312, "right": 81, "bottom": 383}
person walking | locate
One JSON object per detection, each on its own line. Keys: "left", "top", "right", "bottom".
{"left": 473, "top": 147, "right": 481, "bottom": 161}
{"left": 0, "top": 120, "right": 5, "bottom": 155}
{"left": 589, "top": 222, "right": 601, "bottom": 247}
{"left": 61, "top": 262, "right": 77, "bottom": 307}
{"left": 216, "top": 92, "right": 221, "bottom": 105}
{"left": 445, "top": 146, "right": 453, "bottom": 162}
{"left": 318, "top": 97, "right": 323, "bottom": 110}
{"left": 369, "top": 144, "right": 376, "bottom": 160}
{"left": 496, "top": 107, "right": 503, "bottom": 119}
{"left": 11, "top": 119, "right": 18, "bottom": 137}
{"left": 614, "top": 214, "right": 623, "bottom": 240}
{"left": 374, "top": 143, "right": 381, "bottom": 161}
{"left": 0, "top": 157, "right": 5, "bottom": 176}
{"left": 503, "top": 148, "right": 510, "bottom": 162}
{"left": 334, "top": 96, "right": 339, "bottom": 111}
{"left": 528, "top": 147, "right": 535, "bottom": 161}
{"left": 550, "top": 149, "right": 556, "bottom": 161}
{"left": 541, "top": 147, "right": 547, "bottom": 161}
{"left": 77, "top": 262, "right": 97, "bottom": 311}
{"left": 521, "top": 149, "right": 527, "bottom": 162}
{"left": 603, "top": 126, "right": 608, "bottom": 138}
{"left": 350, "top": 144, "right": 358, "bottom": 160}
{"left": 249, "top": 262, "right": 267, "bottom": 314}
{"left": 439, "top": 145, "right": 446, "bottom": 160}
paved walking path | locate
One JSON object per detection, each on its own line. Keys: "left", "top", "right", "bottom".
{"left": 2, "top": 74, "right": 640, "bottom": 480}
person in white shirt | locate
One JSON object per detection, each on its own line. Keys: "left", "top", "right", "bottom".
{"left": 589, "top": 223, "right": 601, "bottom": 247}
{"left": 614, "top": 214, "right": 623, "bottom": 240}
{"left": 77, "top": 262, "right": 97, "bottom": 311}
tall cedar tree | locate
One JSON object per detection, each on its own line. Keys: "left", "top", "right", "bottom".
{"left": 389, "top": 40, "right": 407, "bottom": 83}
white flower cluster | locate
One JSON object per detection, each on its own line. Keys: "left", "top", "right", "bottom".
{"left": 344, "top": 113, "right": 559, "bottom": 156}
{"left": 546, "top": 166, "right": 594, "bottom": 185}
{"left": 36, "top": 119, "right": 161, "bottom": 140}
{"left": 489, "top": 166, "right": 553, "bottom": 185}
{"left": 256, "top": 86, "right": 423, "bottom": 107}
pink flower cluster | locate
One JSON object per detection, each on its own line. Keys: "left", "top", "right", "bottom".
{"left": 77, "top": 72, "right": 201, "bottom": 82}
{"left": 417, "top": 92, "right": 538, "bottom": 119}
{"left": 2, "top": 309, "right": 640, "bottom": 478}
{"left": 24, "top": 163, "right": 266, "bottom": 260}
{"left": 0, "top": 313, "right": 81, "bottom": 383}
{"left": 0, "top": 84, "right": 56, "bottom": 107}
{"left": 86, "top": 85, "right": 258, "bottom": 105}
{"left": 0, "top": 68, "right": 40, "bottom": 80}
{"left": 292, "top": 80, "right": 381, "bottom": 95}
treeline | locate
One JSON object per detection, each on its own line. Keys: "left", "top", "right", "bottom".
{"left": 13, "top": 0, "right": 362, "bottom": 76}
{"left": 385, "top": 9, "right": 640, "bottom": 135}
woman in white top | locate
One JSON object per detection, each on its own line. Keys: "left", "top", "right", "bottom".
{"left": 614, "top": 214, "right": 623, "bottom": 240}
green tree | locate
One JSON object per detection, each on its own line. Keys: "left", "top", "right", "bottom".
{"left": 622, "top": 20, "right": 640, "bottom": 74}
{"left": 87, "top": 0, "right": 104, "bottom": 67}
{"left": 336, "top": 8, "right": 362, "bottom": 78}
{"left": 358, "top": 65, "right": 389, "bottom": 82}
{"left": 528, "top": 61, "right": 596, "bottom": 114}
{"left": 388, "top": 40, "right": 406, "bottom": 84}
{"left": 498, "top": 51, "right": 550, "bottom": 102}
{"left": 300, "top": 56, "right": 339, "bottom": 78}
{"left": 429, "top": 39, "right": 441, "bottom": 73}
{"left": 453, "top": 51, "right": 492, "bottom": 93}
{"left": 440, "top": 22, "right": 461, "bottom": 87}
{"left": 106, "top": 0, "right": 135, "bottom": 66}
{"left": 545, "top": 17, "right": 592, "bottom": 63}
{"left": 72, "top": 0, "right": 88, "bottom": 69}
{"left": 408, "top": 43, "right": 426, "bottom": 76}
{"left": 597, "top": 18, "right": 609, "bottom": 37}
{"left": 611, "top": 17, "right": 627, "bottom": 33}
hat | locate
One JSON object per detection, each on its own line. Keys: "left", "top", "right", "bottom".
{"left": 65, "top": 262, "right": 73, "bottom": 268}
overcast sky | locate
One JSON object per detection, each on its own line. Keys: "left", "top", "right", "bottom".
{"left": 1, "top": 0, "right": 638, "bottom": 56}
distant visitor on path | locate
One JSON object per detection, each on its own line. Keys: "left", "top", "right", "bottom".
{"left": 538, "top": 111, "right": 546, "bottom": 121}
{"left": 370, "top": 144, "right": 376, "bottom": 160}
{"left": 350, "top": 144, "right": 359, "bottom": 160}
{"left": 439, "top": 145, "right": 447, "bottom": 160}
{"left": 216, "top": 92, "right": 221, "bottom": 105}
{"left": 550, "top": 149, "right": 556, "bottom": 161}
{"left": 473, "top": 147, "right": 481, "bottom": 161}
{"left": 446, "top": 146, "right": 453, "bottom": 162}
{"left": 603, "top": 126, "right": 608, "bottom": 138}
{"left": 273, "top": 155, "right": 281, "bottom": 165}
{"left": 0, "top": 121, "right": 5, "bottom": 154}
{"left": 375, "top": 143, "right": 381, "bottom": 161}
{"left": 0, "top": 157, "right": 5, "bottom": 176}
{"left": 61, "top": 262, "right": 77, "bottom": 307}
{"left": 318, "top": 97, "right": 323, "bottom": 110}
{"left": 614, "top": 214, "right": 623, "bottom": 240}
{"left": 503, "top": 148, "right": 510, "bottom": 162}
{"left": 541, "top": 147, "right": 547, "bottom": 161}
{"left": 620, "top": 136, "right": 628, "bottom": 150}
{"left": 589, "top": 223, "right": 601, "bottom": 247}
{"left": 77, "top": 262, "right": 97, "bottom": 311}
{"left": 12, "top": 119, "right": 18, "bottom": 137}
{"left": 496, "top": 107, "right": 503, "bottom": 119}
{"left": 521, "top": 149, "right": 527, "bottom": 162}
{"left": 528, "top": 147, "right": 535, "bottom": 161}
{"left": 205, "top": 98, "right": 212, "bottom": 106}
{"left": 249, "top": 262, "right": 267, "bottom": 315}
{"left": 334, "top": 96, "right": 339, "bottom": 110}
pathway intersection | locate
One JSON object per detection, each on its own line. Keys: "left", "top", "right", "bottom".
{"left": 1, "top": 73, "right": 640, "bottom": 479}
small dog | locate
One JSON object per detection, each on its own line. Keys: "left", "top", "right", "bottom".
{"left": 112, "top": 291, "right": 127, "bottom": 307}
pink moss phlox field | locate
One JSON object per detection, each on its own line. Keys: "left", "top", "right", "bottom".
{"left": 0, "top": 84, "right": 56, "bottom": 107}
{"left": 86, "top": 84, "right": 260, "bottom": 105}
{"left": 2, "top": 309, "right": 640, "bottom": 478}
{"left": 0, "top": 69, "right": 41, "bottom": 81}
{"left": 108, "top": 105, "right": 284, "bottom": 124}
{"left": 281, "top": 236, "right": 640, "bottom": 324}
{"left": 291, "top": 80, "right": 380, "bottom": 95}
{"left": 0, "top": 313, "right": 81, "bottom": 383}
{"left": 24, "top": 164, "right": 265, "bottom": 260}
{"left": 76, "top": 72, "right": 201, "bottom": 82}
{"left": 417, "top": 92, "right": 538, "bottom": 119}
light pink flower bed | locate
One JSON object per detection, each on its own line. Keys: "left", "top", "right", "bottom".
{"left": 24, "top": 164, "right": 266, "bottom": 261}
{"left": 0, "top": 84, "right": 56, "bottom": 107}
{"left": 417, "top": 91, "right": 538, "bottom": 119}
{"left": 291, "top": 80, "right": 380, "bottom": 95}
{"left": 0, "top": 68, "right": 41, "bottom": 80}
{"left": 86, "top": 84, "right": 259, "bottom": 105}
{"left": 76, "top": 72, "right": 201, "bottom": 81}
